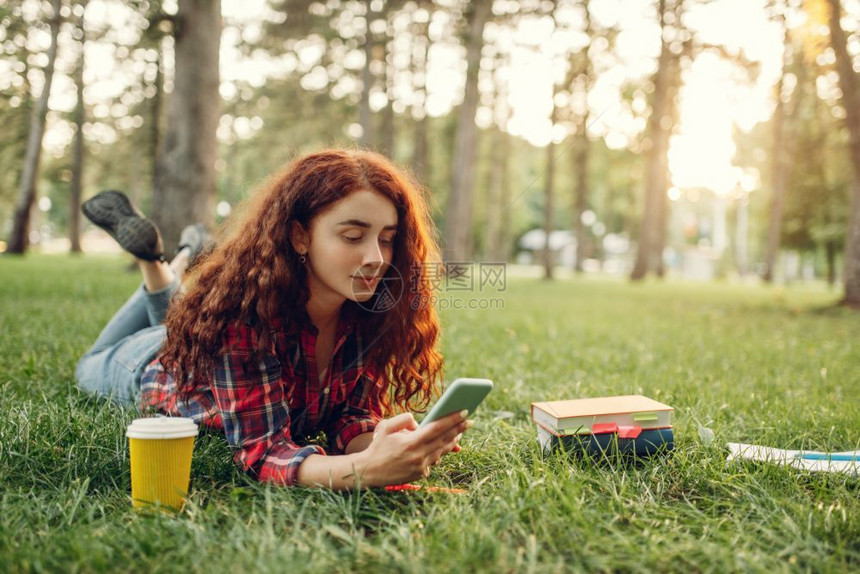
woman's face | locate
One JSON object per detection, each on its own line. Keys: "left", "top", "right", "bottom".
{"left": 292, "top": 189, "right": 399, "bottom": 306}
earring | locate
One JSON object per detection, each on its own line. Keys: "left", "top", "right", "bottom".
{"left": 299, "top": 253, "right": 307, "bottom": 264}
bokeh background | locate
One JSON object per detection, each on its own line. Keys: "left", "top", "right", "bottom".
{"left": 1, "top": 0, "right": 859, "bottom": 305}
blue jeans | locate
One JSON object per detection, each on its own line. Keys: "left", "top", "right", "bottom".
{"left": 76, "top": 279, "right": 179, "bottom": 404}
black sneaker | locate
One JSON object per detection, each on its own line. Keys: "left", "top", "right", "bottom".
{"left": 176, "top": 223, "right": 212, "bottom": 261}
{"left": 81, "top": 190, "right": 165, "bottom": 262}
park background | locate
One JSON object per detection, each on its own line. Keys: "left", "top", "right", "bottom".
{"left": 1, "top": 0, "right": 859, "bottom": 298}
{"left": 0, "top": 0, "right": 858, "bottom": 572}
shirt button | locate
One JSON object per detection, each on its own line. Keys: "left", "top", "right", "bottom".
{"left": 323, "top": 387, "right": 330, "bottom": 395}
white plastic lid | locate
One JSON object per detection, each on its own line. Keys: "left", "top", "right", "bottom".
{"left": 126, "top": 417, "right": 199, "bottom": 440}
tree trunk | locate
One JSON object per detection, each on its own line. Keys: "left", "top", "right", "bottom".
{"left": 412, "top": 114, "right": 428, "bottom": 184}
{"left": 655, "top": 4, "right": 686, "bottom": 280}
{"left": 485, "top": 128, "right": 502, "bottom": 261}
{"left": 735, "top": 192, "right": 749, "bottom": 275}
{"left": 653, "top": 146, "right": 670, "bottom": 278}
{"left": 497, "top": 133, "right": 512, "bottom": 262}
{"left": 380, "top": 86, "right": 395, "bottom": 157}
{"left": 410, "top": 24, "right": 429, "bottom": 185}
{"left": 359, "top": 5, "right": 378, "bottom": 149}
{"left": 573, "top": 135, "right": 589, "bottom": 272}
{"left": 763, "top": 86, "right": 787, "bottom": 283}
{"left": 543, "top": 30, "right": 561, "bottom": 280}
{"left": 152, "top": 0, "right": 221, "bottom": 255}
{"left": 570, "top": 0, "right": 593, "bottom": 273}
{"left": 7, "top": 0, "right": 61, "bottom": 255}
{"left": 487, "top": 128, "right": 510, "bottom": 262}
{"left": 763, "top": 19, "right": 792, "bottom": 283}
{"left": 827, "top": 0, "right": 860, "bottom": 307}
{"left": 825, "top": 241, "right": 837, "bottom": 288}
{"left": 380, "top": 32, "right": 395, "bottom": 158}
{"left": 148, "top": 22, "right": 164, "bottom": 207}
{"left": 70, "top": 3, "right": 86, "bottom": 254}
{"left": 631, "top": 0, "right": 674, "bottom": 281}
{"left": 543, "top": 141, "right": 556, "bottom": 280}
{"left": 486, "top": 47, "right": 512, "bottom": 263}
{"left": 11, "top": 49, "right": 32, "bottom": 202}
{"left": 444, "top": 0, "right": 491, "bottom": 261}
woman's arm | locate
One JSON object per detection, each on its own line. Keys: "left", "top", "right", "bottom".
{"left": 342, "top": 427, "right": 462, "bottom": 456}
{"left": 344, "top": 432, "right": 374, "bottom": 454}
{"left": 212, "top": 327, "right": 468, "bottom": 489}
{"left": 325, "top": 370, "right": 384, "bottom": 454}
{"left": 297, "top": 411, "right": 469, "bottom": 489}
{"left": 211, "top": 326, "right": 327, "bottom": 485}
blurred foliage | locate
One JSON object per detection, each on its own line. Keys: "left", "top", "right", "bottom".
{"left": 0, "top": 0, "right": 856, "bottom": 275}
{"left": 0, "top": 2, "right": 32, "bottom": 230}
{"left": 734, "top": 27, "right": 849, "bottom": 275}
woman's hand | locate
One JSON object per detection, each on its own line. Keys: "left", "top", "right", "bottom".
{"left": 357, "top": 410, "right": 470, "bottom": 487}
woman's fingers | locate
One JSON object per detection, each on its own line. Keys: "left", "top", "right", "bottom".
{"left": 433, "top": 419, "right": 470, "bottom": 452}
{"left": 417, "top": 410, "right": 467, "bottom": 439}
{"left": 371, "top": 411, "right": 471, "bottom": 482}
{"left": 374, "top": 413, "right": 419, "bottom": 442}
{"left": 424, "top": 429, "right": 466, "bottom": 466}
{"left": 383, "top": 412, "right": 418, "bottom": 434}
{"left": 419, "top": 414, "right": 470, "bottom": 450}
{"left": 449, "top": 433, "right": 463, "bottom": 454}
{"left": 413, "top": 415, "right": 471, "bottom": 466}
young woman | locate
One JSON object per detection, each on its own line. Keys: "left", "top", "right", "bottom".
{"left": 76, "top": 149, "right": 469, "bottom": 489}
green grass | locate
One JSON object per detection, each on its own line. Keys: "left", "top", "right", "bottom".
{"left": 1, "top": 254, "right": 857, "bottom": 573}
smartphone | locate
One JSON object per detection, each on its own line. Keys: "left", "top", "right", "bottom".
{"left": 418, "top": 378, "right": 494, "bottom": 428}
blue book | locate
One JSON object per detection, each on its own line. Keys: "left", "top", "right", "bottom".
{"left": 537, "top": 426, "right": 675, "bottom": 457}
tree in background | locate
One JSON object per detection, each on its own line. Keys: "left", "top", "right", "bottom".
{"left": 825, "top": 0, "right": 860, "bottom": 306}
{"left": 359, "top": 0, "right": 389, "bottom": 149}
{"left": 262, "top": 0, "right": 411, "bottom": 156}
{"left": 2, "top": 0, "right": 849, "bottom": 287}
{"left": 68, "top": 0, "right": 87, "bottom": 253}
{"left": 542, "top": 99, "right": 558, "bottom": 280}
{"left": 732, "top": 18, "right": 848, "bottom": 288}
{"left": 762, "top": 1, "right": 798, "bottom": 283}
{"left": 781, "top": 87, "right": 850, "bottom": 285}
{"left": 630, "top": 0, "right": 686, "bottom": 280}
{"left": 483, "top": 46, "right": 513, "bottom": 264}
{"left": 152, "top": 0, "right": 221, "bottom": 254}
{"left": 0, "top": 4, "right": 35, "bottom": 231}
{"left": 136, "top": 0, "right": 170, "bottom": 211}
{"left": 7, "top": 0, "right": 62, "bottom": 254}
{"left": 569, "top": 2, "right": 593, "bottom": 274}
{"left": 444, "top": 0, "right": 492, "bottom": 262}
{"left": 408, "top": 3, "right": 432, "bottom": 185}
{"left": 541, "top": 0, "right": 566, "bottom": 281}
{"left": 563, "top": 0, "right": 613, "bottom": 273}
{"left": 63, "top": 0, "right": 172, "bottom": 215}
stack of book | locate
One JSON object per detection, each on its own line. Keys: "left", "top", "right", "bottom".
{"left": 530, "top": 394, "right": 675, "bottom": 457}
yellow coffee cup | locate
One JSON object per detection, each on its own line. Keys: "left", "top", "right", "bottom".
{"left": 126, "top": 417, "right": 198, "bottom": 511}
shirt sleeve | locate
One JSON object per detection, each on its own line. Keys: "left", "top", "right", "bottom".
{"left": 326, "top": 368, "right": 384, "bottom": 454}
{"left": 212, "top": 325, "right": 324, "bottom": 485}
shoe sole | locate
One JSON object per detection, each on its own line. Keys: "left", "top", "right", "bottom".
{"left": 82, "top": 191, "right": 163, "bottom": 261}
{"left": 116, "top": 218, "right": 162, "bottom": 261}
{"left": 81, "top": 190, "right": 136, "bottom": 230}
{"left": 177, "top": 223, "right": 212, "bottom": 260}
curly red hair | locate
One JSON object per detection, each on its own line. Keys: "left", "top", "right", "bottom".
{"left": 159, "top": 149, "right": 443, "bottom": 413}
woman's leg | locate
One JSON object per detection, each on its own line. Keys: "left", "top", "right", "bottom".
{"left": 76, "top": 189, "right": 209, "bottom": 404}
{"left": 75, "top": 257, "right": 189, "bottom": 404}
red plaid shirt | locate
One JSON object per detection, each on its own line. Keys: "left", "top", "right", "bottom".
{"left": 139, "top": 304, "right": 383, "bottom": 485}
